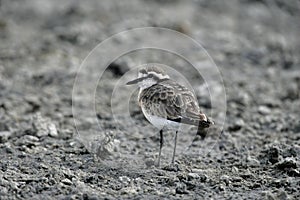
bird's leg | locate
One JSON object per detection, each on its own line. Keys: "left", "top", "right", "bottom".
{"left": 171, "top": 131, "right": 178, "bottom": 165}
{"left": 158, "top": 130, "right": 164, "bottom": 167}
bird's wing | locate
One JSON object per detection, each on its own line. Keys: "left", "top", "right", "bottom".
{"left": 139, "top": 81, "right": 210, "bottom": 127}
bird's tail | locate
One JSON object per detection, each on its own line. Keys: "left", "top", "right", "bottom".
{"left": 196, "top": 117, "right": 214, "bottom": 140}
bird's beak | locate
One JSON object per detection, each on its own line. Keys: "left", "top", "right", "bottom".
{"left": 126, "top": 77, "right": 144, "bottom": 85}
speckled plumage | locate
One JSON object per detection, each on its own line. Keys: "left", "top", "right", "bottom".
{"left": 138, "top": 79, "right": 210, "bottom": 129}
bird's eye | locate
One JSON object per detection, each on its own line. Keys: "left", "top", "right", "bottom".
{"left": 148, "top": 74, "right": 154, "bottom": 78}
{"left": 139, "top": 69, "right": 147, "bottom": 74}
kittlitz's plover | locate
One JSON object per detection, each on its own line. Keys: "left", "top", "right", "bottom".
{"left": 127, "top": 66, "right": 213, "bottom": 166}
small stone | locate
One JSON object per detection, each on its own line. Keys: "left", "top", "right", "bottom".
{"left": 162, "top": 164, "right": 180, "bottom": 172}
{"left": 231, "top": 91, "right": 251, "bottom": 106}
{"left": 91, "top": 131, "right": 120, "bottom": 160}
{"left": 232, "top": 166, "right": 239, "bottom": 173}
{"left": 61, "top": 178, "right": 72, "bottom": 185}
{"left": 228, "top": 119, "right": 244, "bottom": 132}
{"left": 48, "top": 123, "right": 58, "bottom": 137}
{"left": 119, "top": 176, "right": 131, "bottom": 184}
{"left": 0, "top": 131, "right": 12, "bottom": 143}
{"left": 83, "top": 194, "right": 99, "bottom": 200}
{"left": 220, "top": 175, "right": 231, "bottom": 185}
{"left": 292, "top": 122, "right": 300, "bottom": 133}
{"left": 287, "top": 168, "right": 300, "bottom": 177}
{"left": 277, "top": 189, "right": 289, "bottom": 200}
{"left": 275, "top": 157, "right": 297, "bottom": 170}
{"left": 262, "top": 191, "right": 275, "bottom": 200}
{"left": 5, "top": 145, "right": 13, "bottom": 154}
{"left": 187, "top": 173, "right": 199, "bottom": 180}
{"left": 261, "top": 146, "right": 280, "bottom": 164}
{"left": 22, "top": 135, "right": 39, "bottom": 143}
{"left": 175, "top": 183, "right": 188, "bottom": 194}
{"left": 283, "top": 82, "right": 299, "bottom": 100}
{"left": 32, "top": 113, "right": 58, "bottom": 137}
{"left": 121, "top": 186, "right": 138, "bottom": 195}
{"left": 258, "top": 105, "right": 271, "bottom": 115}
{"left": 247, "top": 156, "right": 260, "bottom": 166}
{"left": 218, "top": 184, "right": 226, "bottom": 191}
{"left": 191, "top": 169, "right": 208, "bottom": 182}
{"left": 145, "top": 158, "right": 155, "bottom": 168}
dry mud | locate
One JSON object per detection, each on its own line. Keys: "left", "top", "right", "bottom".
{"left": 0, "top": 0, "right": 300, "bottom": 199}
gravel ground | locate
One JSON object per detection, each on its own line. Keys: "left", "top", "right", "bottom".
{"left": 0, "top": 0, "right": 300, "bottom": 199}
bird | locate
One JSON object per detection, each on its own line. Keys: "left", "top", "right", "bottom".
{"left": 126, "top": 66, "right": 213, "bottom": 167}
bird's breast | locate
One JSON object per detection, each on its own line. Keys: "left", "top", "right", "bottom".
{"left": 141, "top": 106, "right": 180, "bottom": 130}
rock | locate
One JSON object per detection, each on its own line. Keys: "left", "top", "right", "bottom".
{"left": 262, "top": 191, "right": 276, "bottom": 200}
{"left": 292, "top": 122, "right": 300, "bottom": 133}
{"left": 83, "top": 193, "right": 99, "bottom": 200}
{"left": 0, "top": 131, "right": 12, "bottom": 143}
{"left": 282, "top": 82, "right": 299, "bottom": 100}
{"left": 119, "top": 176, "right": 131, "bottom": 185}
{"left": 282, "top": 146, "right": 298, "bottom": 158}
{"left": 61, "top": 178, "right": 73, "bottom": 185}
{"left": 275, "top": 157, "right": 297, "bottom": 170}
{"left": 145, "top": 158, "right": 155, "bottom": 168}
{"left": 175, "top": 183, "right": 188, "bottom": 194}
{"left": 121, "top": 185, "right": 138, "bottom": 195}
{"left": 260, "top": 146, "right": 280, "bottom": 164}
{"left": 232, "top": 167, "right": 239, "bottom": 173}
{"left": 19, "top": 135, "right": 39, "bottom": 145}
{"left": 90, "top": 131, "right": 120, "bottom": 160}
{"left": 191, "top": 169, "right": 208, "bottom": 182}
{"left": 162, "top": 164, "right": 180, "bottom": 172}
{"left": 258, "top": 105, "right": 271, "bottom": 115}
{"left": 32, "top": 113, "right": 58, "bottom": 137}
{"left": 187, "top": 173, "right": 199, "bottom": 180}
{"left": 4, "top": 144, "right": 13, "bottom": 154}
{"left": 247, "top": 156, "right": 260, "bottom": 167}
{"left": 228, "top": 91, "right": 251, "bottom": 107}
{"left": 277, "top": 190, "right": 289, "bottom": 200}
{"left": 228, "top": 119, "right": 244, "bottom": 132}
{"left": 287, "top": 169, "right": 300, "bottom": 177}
{"left": 48, "top": 123, "right": 58, "bottom": 137}
{"left": 220, "top": 175, "right": 231, "bottom": 185}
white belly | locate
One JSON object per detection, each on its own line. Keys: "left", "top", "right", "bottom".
{"left": 141, "top": 107, "right": 180, "bottom": 130}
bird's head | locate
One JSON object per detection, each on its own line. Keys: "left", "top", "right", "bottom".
{"left": 126, "top": 66, "right": 170, "bottom": 89}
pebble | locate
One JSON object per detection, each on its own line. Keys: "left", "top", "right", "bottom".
{"left": 175, "top": 183, "right": 188, "bottom": 194}
{"left": 145, "top": 159, "right": 155, "bottom": 168}
{"left": 32, "top": 113, "right": 58, "bottom": 137}
{"left": 277, "top": 190, "right": 289, "bottom": 200}
{"left": 121, "top": 186, "right": 138, "bottom": 195}
{"left": 61, "top": 178, "right": 73, "bottom": 185}
{"left": 232, "top": 166, "right": 239, "bottom": 173}
{"left": 228, "top": 119, "right": 244, "bottom": 132}
{"left": 220, "top": 175, "right": 230, "bottom": 185}
{"left": 0, "top": 131, "right": 12, "bottom": 143}
{"left": 187, "top": 173, "right": 199, "bottom": 180}
{"left": 119, "top": 176, "right": 131, "bottom": 185}
{"left": 247, "top": 156, "right": 260, "bottom": 167}
{"left": 22, "top": 135, "right": 39, "bottom": 143}
{"left": 275, "top": 157, "right": 298, "bottom": 170}
{"left": 258, "top": 105, "right": 271, "bottom": 115}
{"left": 48, "top": 123, "right": 58, "bottom": 137}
